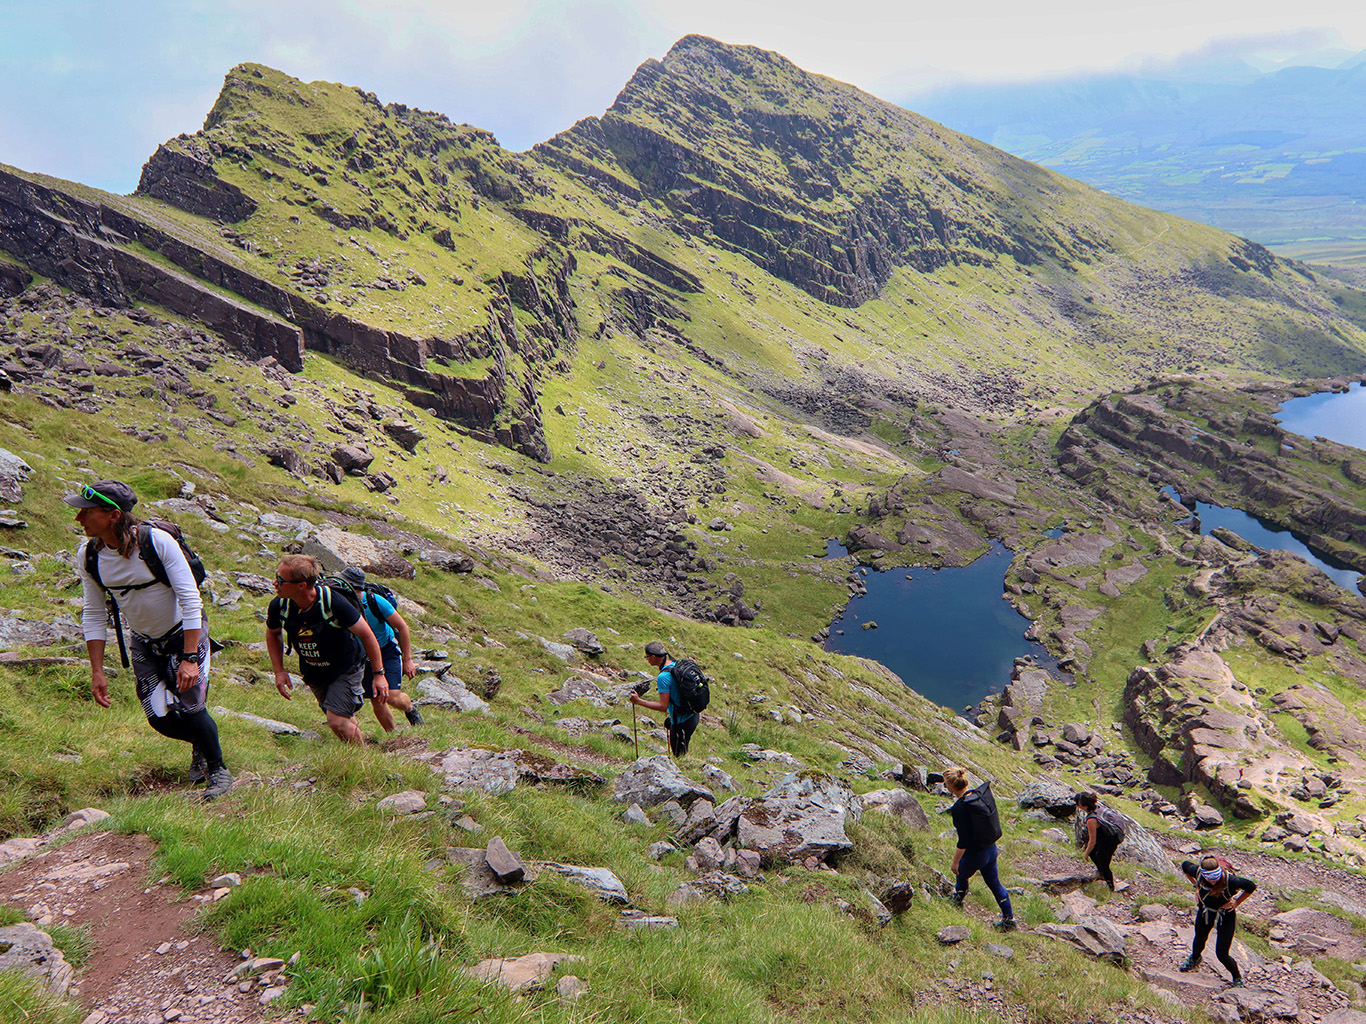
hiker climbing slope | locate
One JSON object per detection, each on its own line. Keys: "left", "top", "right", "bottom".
{"left": 945, "top": 766, "right": 1015, "bottom": 931}
{"left": 1179, "top": 855, "right": 1256, "bottom": 988}
{"left": 1076, "top": 790, "right": 1123, "bottom": 890}
{"left": 71, "top": 480, "right": 233, "bottom": 800}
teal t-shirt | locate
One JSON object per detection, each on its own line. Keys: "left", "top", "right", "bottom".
{"left": 657, "top": 662, "right": 696, "bottom": 723}
{"left": 358, "top": 593, "right": 397, "bottom": 648}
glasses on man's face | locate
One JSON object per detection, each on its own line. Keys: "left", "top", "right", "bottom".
{"left": 82, "top": 485, "right": 121, "bottom": 510}
{"left": 275, "top": 575, "right": 298, "bottom": 586}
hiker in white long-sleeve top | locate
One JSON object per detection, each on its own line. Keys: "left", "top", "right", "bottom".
{"left": 70, "top": 480, "right": 233, "bottom": 800}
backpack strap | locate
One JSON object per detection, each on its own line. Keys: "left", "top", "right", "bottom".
{"left": 138, "top": 525, "right": 171, "bottom": 589}
{"left": 84, "top": 538, "right": 105, "bottom": 591}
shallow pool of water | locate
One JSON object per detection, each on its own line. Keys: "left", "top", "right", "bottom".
{"left": 823, "top": 541, "right": 1064, "bottom": 710}
{"left": 1277, "top": 382, "right": 1366, "bottom": 451}
{"left": 1162, "top": 486, "right": 1361, "bottom": 592}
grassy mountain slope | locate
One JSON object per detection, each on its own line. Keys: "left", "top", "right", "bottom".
{"left": 5, "top": 34, "right": 1366, "bottom": 1024}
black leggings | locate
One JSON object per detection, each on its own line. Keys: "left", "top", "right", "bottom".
{"left": 1192, "top": 907, "right": 1240, "bottom": 979}
{"left": 1089, "top": 839, "right": 1118, "bottom": 888}
{"left": 148, "top": 709, "right": 224, "bottom": 770}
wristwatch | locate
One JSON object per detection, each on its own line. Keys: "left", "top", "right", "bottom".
{"left": 180, "top": 650, "right": 202, "bottom": 664}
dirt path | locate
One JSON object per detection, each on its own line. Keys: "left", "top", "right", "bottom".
{"left": 0, "top": 830, "right": 275, "bottom": 1024}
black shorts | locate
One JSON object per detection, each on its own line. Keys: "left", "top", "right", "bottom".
{"left": 362, "top": 641, "right": 403, "bottom": 700}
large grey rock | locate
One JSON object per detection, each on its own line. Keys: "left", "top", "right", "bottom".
{"left": 562, "top": 628, "right": 604, "bottom": 655}
{"left": 485, "top": 837, "right": 526, "bottom": 884}
{"left": 547, "top": 676, "right": 612, "bottom": 707}
{"left": 303, "top": 526, "right": 414, "bottom": 580}
{"left": 0, "top": 922, "right": 72, "bottom": 994}
{"left": 737, "top": 772, "right": 860, "bottom": 866}
{"left": 1017, "top": 776, "right": 1078, "bottom": 817}
{"left": 468, "top": 952, "right": 581, "bottom": 993}
{"left": 1035, "top": 915, "right": 1130, "bottom": 962}
{"left": 0, "top": 615, "right": 82, "bottom": 650}
{"left": 431, "top": 748, "right": 520, "bottom": 795}
{"left": 668, "top": 871, "right": 750, "bottom": 905}
{"left": 1216, "top": 986, "right": 1300, "bottom": 1020}
{"left": 861, "top": 789, "right": 931, "bottom": 830}
{"left": 447, "top": 847, "right": 539, "bottom": 900}
{"left": 256, "top": 512, "right": 314, "bottom": 537}
{"left": 0, "top": 449, "right": 32, "bottom": 504}
{"left": 210, "top": 706, "right": 321, "bottom": 740}
{"left": 332, "top": 444, "right": 374, "bottom": 475}
{"left": 382, "top": 420, "right": 424, "bottom": 452}
{"left": 377, "top": 791, "right": 427, "bottom": 814}
{"left": 613, "top": 755, "right": 713, "bottom": 809}
{"left": 416, "top": 676, "right": 490, "bottom": 713}
{"left": 0, "top": 837, "right": 40, "bottom": 865}
{"left": 535, "top": 863, "right": 628, "bottom": 904}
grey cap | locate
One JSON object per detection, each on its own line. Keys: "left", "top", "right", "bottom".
{"left": 340, "top": 566, "right": 367, "bottom": 586}
{"left": 644, "top": 640, "right": 668, "bottom": 657}
{"left": 62, "top": 479, "right": 138, "bottom": 511}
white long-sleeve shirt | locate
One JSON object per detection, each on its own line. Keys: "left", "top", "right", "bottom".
{"left": 78, "top": 528, "right": 203, "bottom": 642}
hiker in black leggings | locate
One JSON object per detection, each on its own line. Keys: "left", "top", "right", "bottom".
{"left": 1179, "top": 856, "right": 1256, "bottom": 988}
{"left": 71, "top": 480, "right": 232, "bottom": 800}
{"left": 1075, "top": 791, "right": 1120, "bottom": 890}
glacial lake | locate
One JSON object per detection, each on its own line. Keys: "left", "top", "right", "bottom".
{"left": 823, "top": 540, "right": 1065, "bottom": 710}
{"left": 1277, "top": 382, "right": 1366, "bottom": 450}
{"left": 1162, "top": 486, "right": 1362, "bottom": 593}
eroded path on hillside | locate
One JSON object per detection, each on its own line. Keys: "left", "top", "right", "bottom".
{"left": 0, "top": 829, "right": 274, "bottom": 1024}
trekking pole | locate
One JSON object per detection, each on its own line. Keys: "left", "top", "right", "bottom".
{"left": 632, "top": 703, "right": 639, "bottom": 758}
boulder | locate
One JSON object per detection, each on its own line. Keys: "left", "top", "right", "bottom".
{"left": 1035, "top": 915, "right": 1130, "bottom": 962}
{"left": 415, "top": 676, "right": 490, "bottom": 713}
{"left": 376, "top": 791, "right": 427, "bottom": 814}
{"left": 612, "top": 755, "right": 713, "bottom": 809}
{"left": 1017, "top": 777, "right": 1078, "bottom": 818}
{"left": 936, "top": 926, "right": 971, "bottom": 944}
{"left": 447, "top": 847, "right": 539, "bottom": 900}
{"left": 485, "top": 837, "right": 526, "bottom": 884}
{"left": 547, "top": 676, "right": 612, "bottom": 707}
{"left": 332, "top": 444, "right": 374, "bottom": 474}
{"left": 424, "top": 549, "right": 475, "bottom": 573}
{"left": 736, "top": 772, "right": 860, "bottom": 866}
{"left": 0, "top": 922, "right": 72, "bottom": 994}
{"left": 0, "top": 614, "right": 82, "bottom": 649}
{"left": 1216, "top": 986, "right": 1300, "bottom": 1020}
{"left": 303, "top": 526, "right": 414, "bottom": 579}
{"left": 0, "top": 837, "right": 40, "bottom": 865}
{"left": 382, "top": 420, "right": 425, "bottom": 452}
{"left": 880, "top": 880, "right": 915, "bottom": 915}
{"left": 667, "top": 871, "right": 750, "bottom": 905}
{"left": 860, "top": 789, "right": 930, "bottom": 830}
{"left": 468, "top": 952, "right": 582, "bottom": 993}
{"left": 535, "top": 862, "right": 628, "bottom": 904}
{"left": 562, "top": 628, "right": 604, "bottom": 655}
{"left": 430, "top": 748, "right": 520, "bottom": 795}
{"left": 0, "top": 448, "right": 32, "bottom": 504}
{"left": 210, "top": 706, "right": 322, "bottom": 740}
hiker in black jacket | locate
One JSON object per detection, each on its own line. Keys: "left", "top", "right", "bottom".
{"left": 1075, "top": 791, "right": 1121, "bottom": 890}
{"left": 945, "top": 766, "right": 1015, "bottom": 931}
{"left": 1179, "top": 855, "right": 1256, "bottom": 987}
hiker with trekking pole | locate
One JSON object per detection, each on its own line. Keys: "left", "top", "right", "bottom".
{"left": 1178, "top": 854, "right": 1256, "bottom": 988}
{"left": 628, "top": 640, "right": 709, "bottom": 757}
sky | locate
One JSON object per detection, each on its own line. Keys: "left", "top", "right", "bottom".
{"left": 2, "top": 0, "right": 1365, "bottom": 195}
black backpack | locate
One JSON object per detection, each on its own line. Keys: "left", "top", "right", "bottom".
{"left": 320, "top": 573, "right": 399, "bottom": 621}
{"left": 964, "top": 782, "right": 1003, "bottom": 847}
{"left": 84, "top": 520, "right": 207, "bottom": 595}
{"left": 1091, "top": 811, "right": 1125, "bottom": 844}
{"left": 668, "top": 658, "right": 711, "bottom": 717}
{"left": 275, "top": 585, "right": 359, "bottom": 657}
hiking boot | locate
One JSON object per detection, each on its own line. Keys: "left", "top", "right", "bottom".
{"left": 1178, "top": 955, "right": 1201, "bottom": 973}
{"left": 202, "top": 766, "right": 234, "bottom": 801}
{"left": 187, "top": 748, "right": 207, "bottom": 784}
{"left": 1229, "top": 977, "right": 1244, "bottom": 989}
{"left": 993, "top": 918, "right": 1017, "bottom": 932}
{"left": 949, "top": 894, "right": 964, "bottom": 908}
{"left": 405, "top": 706, "right": 424, "bottom": 726}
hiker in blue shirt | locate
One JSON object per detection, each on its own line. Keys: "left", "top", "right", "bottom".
{"left": 629, "top": 640, "right": 698, "bottom": 756}
{"left": 337, "top": 566, "right": 423, "bottom": 731}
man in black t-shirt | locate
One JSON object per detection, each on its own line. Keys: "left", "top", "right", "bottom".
{"left": 266, "top": 555, "right": 387, "bottom": 745}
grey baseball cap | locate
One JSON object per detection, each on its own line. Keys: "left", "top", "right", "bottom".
{"left": 340, "top": 566, "right": 367, "bottom": 587}
{"left": 644, "top": 640, "right": 668, "bottom": 657}
{"left": 63, "top": 479, "right": 137, "bottom": 511}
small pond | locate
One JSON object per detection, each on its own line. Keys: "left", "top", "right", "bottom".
{"left": 823, "top": 540, "right": 1065, "bottom": 710}
{"left": 1276, "top": 381, "right": 1366, "bottom": 451}
{"left": 1162, "top": 486, "right": 1362, "bottom": 592}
